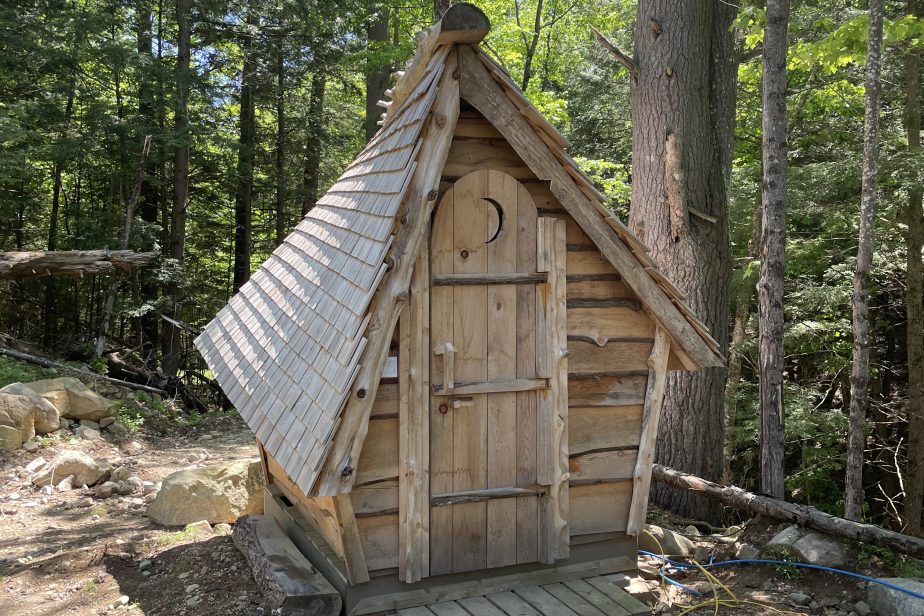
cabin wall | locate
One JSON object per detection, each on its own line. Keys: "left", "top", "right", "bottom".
{"left": 445, "top": 110, "right": 653, "bottom": 540}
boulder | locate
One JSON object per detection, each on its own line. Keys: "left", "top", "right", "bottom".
{"left": 769, "top": 524, "right": 802, "bottom": 548}
{"left": 22, "top": 377, "right": 115, "bottom": 421}
{"left": 0, "top": 424, "right": 22, "bottom": 451}
{"left": 0, "top": 383, "right": 60, "bottom": 434}
{"left": 0, "top": 393, "right": 37, "bottom": 442}
{"left": 32, "top": 450, "right": 109, "bottom": 487}
{"left": 146, "top": 459, "right": 264, "bottom": 526}
{"left": 75, "top": 426, "right": 101, "bottom": 441}
{"left": 791, "top": 531, "right": 847, "bottom": 568}
{"left": 637, "top": 524, "right": 695, "bottom": 556}
{"left": 867, "top": 578, "right": 924, "bottom": 616}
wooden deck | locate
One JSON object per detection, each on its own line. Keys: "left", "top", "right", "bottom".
{"left": 395, "top": 574, "right": 649, "bottom": 616}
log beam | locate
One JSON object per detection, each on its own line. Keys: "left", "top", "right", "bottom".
{"left": 652, "top": 464, "right": 924, "bottom": 558}
{"left": 0, "top": 250, "right": 156, "bottom": 280}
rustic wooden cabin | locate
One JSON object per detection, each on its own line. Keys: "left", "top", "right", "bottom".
{"left": 195, "top": 4, "right": 722, "bottom": 614}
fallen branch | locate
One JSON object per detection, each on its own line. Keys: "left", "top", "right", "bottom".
{"left": 0, "top": 345, "right": 168, "bottom": 397}
{"left": 0, "top": 250, "right": 156, "bottom": 280}
{"left": 652, "top": 464, "right": 924, "bottom": 558}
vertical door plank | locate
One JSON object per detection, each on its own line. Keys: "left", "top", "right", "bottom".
{"left": 429, "top": 186, "right": 455, "bottom": 576}
{"left": 626, "top": 326, "right": 670, "bottom": 535}
{"left": 486, "top": 171, "right": 519, "bottom": 569}
{"left": 451, "top": 170, "right": 489, "bottom": 573}
{"left": 515, "top": 182, "right": 539, "bottom": 564}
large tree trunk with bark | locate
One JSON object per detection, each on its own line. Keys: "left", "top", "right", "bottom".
{"left": 845, "top": 0, "right": 884, "bottom": 522}
{"left": 652, "top": 464, "right": 924, "bottom": 558}
{"left": 364, "top": 6, "right": 390, "bottom": 142}
{"left": 757, "top": 0, "right": 790, "bottom": 500}
{"left": 301, "top": 72, "right": 326, "bottom": 217}
{"left": 629, "top": 0, "right": 737, "bottom": 520}
{"left": 163, "top": 0, "right": 192, "bottom": 376}
{"left": 233, "top": 5, "right": 258, "bottom": 292}
{"left": 903, "top": 0, "right": 924, "bottom": 537}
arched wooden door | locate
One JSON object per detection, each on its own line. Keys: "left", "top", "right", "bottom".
{"left": 429, "top": 169, "right": 567, "bottom": 575}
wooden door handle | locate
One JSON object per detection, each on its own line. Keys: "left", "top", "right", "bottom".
{"left": 434, "top": 342, "right": 456, "bottom": 395}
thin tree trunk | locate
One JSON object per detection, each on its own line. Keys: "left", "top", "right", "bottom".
{"left": 724, "top": 195, "right": 762, "bottom": 483}
{"left": 629, "top": 0, "right": 738, "bottom": 520}
{"left": 163, "top": 0, "right": 192, "bottom": 376}
{"left": 274, "top": 48, "right": 286, "bottom": 247}
{"left": 365, "top": 6, "right": 390, "bottom": 142}
{"left": 845, "top": 0, "right": 884, "bottom": 522}
{"left": 94, "top": 136, "right": 152, "bottom": 358}
{"left": 903, "top": 0, "right": 924, "bottom": 536}
{"left": 758, "top": 0, "right": 790, "bottom": 500}
{"left": 520, "top": 0, "right": 544, "bottom": 91}
{"left": 232, "top": 4, "right": 257, "bottom": 292}
{"left": 301, "top": 72, "right": 326, "bottom": 217}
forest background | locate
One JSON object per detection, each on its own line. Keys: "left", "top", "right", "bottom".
{"left": 2, "top": 0, "right": 923, "bottom": 533}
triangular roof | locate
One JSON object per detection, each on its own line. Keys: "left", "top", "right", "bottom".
{"left": 195, "top": 3, "right": 722, "bottom": 499}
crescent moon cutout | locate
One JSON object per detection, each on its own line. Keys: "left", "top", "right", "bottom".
{"left": 482, "top": 197, "right": 504, "bottom": 244}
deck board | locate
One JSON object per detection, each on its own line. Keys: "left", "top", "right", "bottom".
{"left": 395, "top": 574, "right": 647, "bottom": 616}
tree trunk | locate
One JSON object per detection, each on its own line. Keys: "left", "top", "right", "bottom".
{"left": 845, "top": 0, "right": 884, "bottom": 522}
{"left": 903, "top": 0, "right": 924, "bottom": 537}
{"left": 724, "top": 195, "right": 761, "bottom": 483}
{"left": 629, "top": 0, "right": 737, "bottom": 520}
{"left": 163, "top": 0, "right": 192, "bottom": 376}
{"left": 652, "top": 464, "right": 924, "bottom": 559}
{"left": 233, "top": 4, "right": 257, "bottom": 292}
{"left": 757, "top": 0, "right": 789, "bottom": 500}
{"left": 274, "top": 48, "right": 286, "bottom": 247}
{"left": 520, "top": 0, "right": 544, "bottom": 91}
{"left": 301, "top": 72, "right": 326, "bottom": 217}
{"left": 365, "top": 6, "right": 390, "bottom": 142}
{"left": 136, "top": 0, "right": 160, "bottom": 359}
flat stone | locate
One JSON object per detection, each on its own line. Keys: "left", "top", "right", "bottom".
{"left": 79, "top": 419, "right": 100, "bottom": 431}
{"left": 637, "top": 524, "right": 694, "bottom": 556}
{"left": 21, "top": 440, "right": 39, "bottom": 452}
{"left": 867, "top": 578, "right": 924, "bottom": 616}
{"left": 853, "top": 600, "right": 871, "bottom": 616}
{"left": 24, "top": 457, "right": 47, "bottom": 474}
{"left": 113, "top": 595, "right": 129, "bottom": 608}
{"left": 769, "top": 524, "right": 802, "bottom": 548}
{"left": 789, "top": 591, "right": 812, "bottom": 606}
{"left": 185, "top": 583, "right": 199, "bottom": 594}
{"left": 99, "top": 417, "right": 115, "bottom": 429}
{"left": 95, "top": 481, "right": 117, "bottom": 498}
{"left": 187, "top": 520, "right": 213, "bottom": 536}
{"left": 139, "top": 559, "right": 152, "bottom": 572}
{"left": 735, "top": 543, "right": 761, "bottom": 560}
{"left": 32, "top": 450, "right": 109, "bottom": 487}
{"left": 56, "top": 475, "right": 74, "bottom": 491}
{"left": 75, "top": 426, "right": 100, "bottom": 441}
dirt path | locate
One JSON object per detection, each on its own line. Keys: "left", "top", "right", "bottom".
{"left": 0, "top": 412, "right": 264, "bottom": 616}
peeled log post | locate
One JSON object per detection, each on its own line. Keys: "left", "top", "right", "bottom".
{"left": 0, "top": 250, "right": 156, "bottom": 280}
{"left": 652, "top": 464, "right": 924, "bottom": 558}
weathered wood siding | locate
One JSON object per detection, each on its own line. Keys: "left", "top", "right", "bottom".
{"left": 441, "top": 113, "right": 650, "bottom": 540}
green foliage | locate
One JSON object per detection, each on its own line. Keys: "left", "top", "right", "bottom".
{"left": 0, "top": 357, "right": 52, "bottom": 388}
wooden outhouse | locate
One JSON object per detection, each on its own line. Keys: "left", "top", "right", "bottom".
{"left": 196, "top": 4, "right": 722, "bottom": 612}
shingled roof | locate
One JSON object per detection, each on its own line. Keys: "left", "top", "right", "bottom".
{"left": 195, "top": 3, "right": 722, "bottom": 499}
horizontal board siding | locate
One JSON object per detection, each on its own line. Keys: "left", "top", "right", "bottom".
{"left": 568, "top": 374, "right": 647, "bottom": 407}
{"left": 569, "top": 450, "right": 637, "bottom": 483}
{"left": 569, "top": 482, "right": 632, "bottom": 535}
{"left": 352, "top": 480, "right": 399, "bottom": 516}
{"left": 356, "top": 416, "right": 399, "bottom": 485}
{"left": 443, "top": 139, "right": 534, "bottom": 179}
{"left": 567, "top": 306, "right": 655, "bottom": 343}
{"left": 356, "top": 514, "right": 399, "bottom": 571}
{"left": 568, "top": 340, "right": 653, "bottom": 374}
{"left": 567, "top": 250, "right": 620, "bottom": 276}
{"left": 569, "top": 405, "right": 643, "bottom": 454}
{"left": 371, "top": 382, "right": 398, "bottom": 418}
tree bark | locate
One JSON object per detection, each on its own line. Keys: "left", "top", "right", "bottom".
{"left": 903, "top": 0, "right": 924, "bottom": 537}
{"left": 274, "top": 48, "right": 286, "bottom": 247}
{"left": 757, "top": 0, "right": 790, "bottom": 500}
{"left": 629, "top": 0, "right": 737, "bottom": 520}
{"left": 163, "top": 0, "right": 192, "bottom": 376}
{"left": 652, "top": 464, "right": 924, "bottom": 559}
{"left": 301, "top": 72, "right": 326, "bottom": 217}
{"left": 724, "top": 195, "right": 762, "bottom": 483}
{"left": 0, "top": 250, "right": 156, "bottom": 279}
{"left": 233, "top": 4, "right": 258, "bottom": 292}
{"left": 365, "top": 6, "right": 390, "bottom": 142}
{"left": 845, "top": 0, "right": 884, "bottom": 522}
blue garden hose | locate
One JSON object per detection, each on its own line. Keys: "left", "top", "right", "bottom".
{"left": 638, "top": 550, "right": 924, "bottom": 602}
